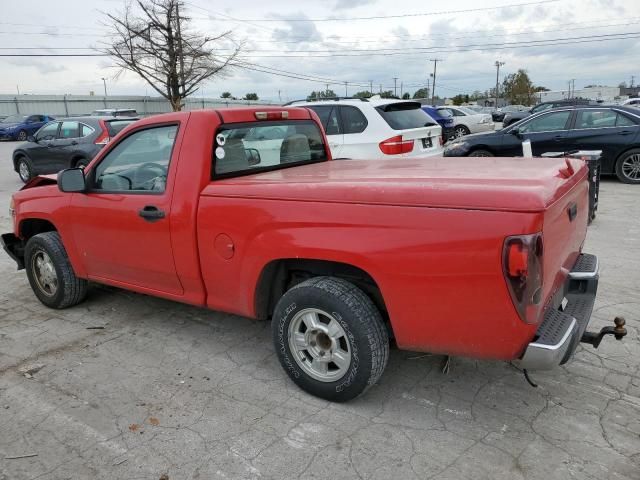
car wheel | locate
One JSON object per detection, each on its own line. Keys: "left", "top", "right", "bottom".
{"left": 17, "top": 156, "right": 33, "bottom": 183}
{"left": 25, "top": 232, "right": 88, "bottom": 309}
{"left": 615, "top": 149, "right": 640, "bottom": 184}
{"left": 454, "top": 125, "right": 470, "bottom": 138}
{"left": 469, "top": 149, "right": 494, "bottom": 157}
{"left": 17, "top": 130, "right": 27, "bottom": 141}
{"left": 272, "top": 276, "right": 389, "bottom": 402}
{"left": 74, "top": 158, "right": 89, "bottom": 169}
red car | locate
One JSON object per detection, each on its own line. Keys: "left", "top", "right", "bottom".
{"left": 1, "top": 107, "right": 625, "bottom": 401}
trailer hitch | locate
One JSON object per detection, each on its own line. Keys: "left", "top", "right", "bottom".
{"left": 581, "top": 317, "right": 627, "bottom": 349}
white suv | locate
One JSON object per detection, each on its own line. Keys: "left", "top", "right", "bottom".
{"left": 292, "top": 97, "right": 443, "bottom": 159}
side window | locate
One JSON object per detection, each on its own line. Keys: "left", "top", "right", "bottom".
{"left": 616, "top": 113, "right": 637, "bottom": 127}
{"left": 92, "top": 125, "right": 177, "bottom": 192}
{"left": 36, "top": 122, "right": 60, "bottom": 141}
{"left": 80, "top": 123, "right": 95, "bottom": 137}
{"left": 531, "top": 104, "right": 553, "bottom": 114}
{"left": 59, "top": 121, "right": 80, "bottom": 139}
{"left": 519, "top": 111, "right": 571, "bottom": 133}
{"left": 309, "top": 106, "right": 341, "bottom": 135}
{"left": 26, "top": 115, "right": 39, "bottom": 123}
{"left": 339, "top": 106, "right": 368, "bottom": 134}
{"left": 575, "top": 110, "right": 617, "bottom": 129}
{"left": 450, "top": 109, "right": 465, "bottom": 117}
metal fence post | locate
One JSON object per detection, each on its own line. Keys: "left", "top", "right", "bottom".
{"left": 14, "top": 97, "right": 20, "bottom": 114}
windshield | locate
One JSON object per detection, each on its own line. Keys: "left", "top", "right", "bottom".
{"left": 1, "top": 114, "right": 28, "bottom": 123}
{"left": 376, "top": 102, "right": 436, "bottom": 129}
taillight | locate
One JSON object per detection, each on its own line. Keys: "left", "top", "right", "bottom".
{"left": 255, "top": 111, "right": 289, "bottom": 120}
{"left": 379, "top": 135, "right": 414, "bottom": 155}
{"left": 503, "top": 233, "right": 544, "bottom": 324}
{"left": 94, "top": 120, "right": 110, "bottom": 145}
{"left": 438, "top": 136, "right": 444, "bottom": 147}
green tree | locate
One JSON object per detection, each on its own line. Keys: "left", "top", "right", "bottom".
{"left": 451, "top": 94, "right": 469, "bottom": 105}
{"left": 412, "top": 88, "right": 429, "bottom": 99}
{"left": 402, "top": 92, "right": 410, "bottom": 99}
{"left": 502, "top": 69, "right": 536, "bottom": 105}
{"left": 221, "top": 91, "right": 233, "bottom": 99}
{"left": 379, "top": 90, "right": 396, "bottom": 99}
{"left": 534, "top": 86, "right": 550, "bottom": 92}
{"left": 307, "top": 89, "right": 337, "bottom": 100}
{"left": 244, "top": 93, "right": 259, "bottom": 100}
{"left": 353, "top": 90, "right": 372, "bottom": 98}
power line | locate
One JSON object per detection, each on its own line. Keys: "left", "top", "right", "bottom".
{"left": 222, "top": 0, "right": 559, "bottom": 22}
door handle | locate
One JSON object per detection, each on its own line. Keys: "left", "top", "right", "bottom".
{"left": 618, "top": 131, "right": 633, "bottom": 136}
{"left": 138, "top": 205, "right": 165, "bottom": 222}
{"left": 553, "top": 135, "right": 566, "bottom": 141}
{"left": 71, "top": 140, "right": 78, "bottom": 145}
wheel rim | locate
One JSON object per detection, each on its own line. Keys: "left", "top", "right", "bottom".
{"left": 471, "top": 151, "right": 490, "bottom": 157}
{"left": 19, "top": 161, "right": 30, "bottom": 181}
{"left": 31, "top": 250, "right": 58, "bottom": 297}
{"left": 288, "top": 308, "right": 351, "bottom": 382}
{"left": 455, "top": 127, "right": 467, "bottom": 138}
{"left": 621, "top": 154, "right": 640, "bottom": 180}
{"left": 18, "top": 131, "right": 27, "bottom": 141}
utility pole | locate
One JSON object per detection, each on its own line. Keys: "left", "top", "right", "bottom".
{"left": 400, "top": 81, "right": 403, "bottom": 98}
{"left": 278, "top": 89, "right": 281, "bottom": 103}
{"left": 344, "top": 82, "right": 348, "bottom": 97}
{"left": 369, "top": 80, "right": 373, "bottom": 96}
{"left": 101, "top": 77, "right": 108, "bottom": 97}
{"left": 426, "top": 78, "right": 430, "bottom": 100}
{"left": 494, "top": 61, "right": 504, "bottom": 108}
{"left": 430, "top": 59, "right": 442, "bottom": 105}
{"left": 393, "top": 77, "right": 398, "bottom": 97}
{"left": 571, "top": 79, "right": 576, "bottom": 98}
{"left": 630, "top": 75, "right": 635, "bottom": 88}
{"left": 175, "top": 1, "right": 187, "bottom": 102}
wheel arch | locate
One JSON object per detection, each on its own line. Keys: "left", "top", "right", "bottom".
{"left": 467, "top": 145, "right": 494, "bottom": 155}
{"left": 19, "top": 218, "right": 58, "bottom": 241}
{"left": 254, "top": 258, "right": 390, "bottom": 331}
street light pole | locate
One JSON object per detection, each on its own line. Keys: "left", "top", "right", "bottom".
{"left": 430, "top": 59, "right": 442, "bottom": 105}
{"left": 101, "top": 77, "right": 108, "bottom": 97}
{"left": 494, "top": 61, "right": 505, "bottom": 108}
{"left": 393, "top": 77, "right": 398, "bottom": 97}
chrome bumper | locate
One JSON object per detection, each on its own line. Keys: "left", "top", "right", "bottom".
{"left": 517, "top": 253, "right": 598, "bottom": 370}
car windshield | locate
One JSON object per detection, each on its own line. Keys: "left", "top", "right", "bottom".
{"left": 377, "top": 102, "right": 435, "bottom": 129}
{"left": 1, "top": 115, "right": 28, "bottom": 123}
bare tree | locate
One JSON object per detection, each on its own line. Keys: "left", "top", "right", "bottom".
{"left": 103, "top": 0, "right": 241, "bottom": 111}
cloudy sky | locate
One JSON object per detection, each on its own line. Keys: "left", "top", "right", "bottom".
{"left": 0, "top": 0, "right": 638, "bottom": 102}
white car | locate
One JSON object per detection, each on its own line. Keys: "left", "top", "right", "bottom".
{"left": 622, "top": 98, "right": 640, "bottom": 107}
{"left": 292, "top": 97, "right": 443, "bottom": 159}
{"left": 438, "top": 106, "right": 495, "bottom": 137}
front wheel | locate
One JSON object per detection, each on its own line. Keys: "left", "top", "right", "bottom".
{"left": 272, "top": 277, "right": 389, "bottom": 402}
{"left": 17, "top": 156, "right": 33, "bottom": 183}
{"left": 454, "top": 125, "right": 470, "bottom": 138}
{"left": 469, "top": 149, "right": 494, "bottom": 157}
{"left": 25, "top": 232, "right": 88, "bottom": 309}
{"left": 615, "top": 149, "right": 640, "bottom": 184}
{"left": 17, "top": 130, "right": 28, "bottom": 141}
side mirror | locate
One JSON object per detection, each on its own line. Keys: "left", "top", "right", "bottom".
{"left": 58, "top": 168, "right": 86, "bottom": 193}
{"left": 245, "top": 148, "right": 261, "bottom": 166}
{"left": 27, "top": 135, "right": 36, "bottom": 143}
{"left": 510, "top": 127, "right": 522, "bottom": 137}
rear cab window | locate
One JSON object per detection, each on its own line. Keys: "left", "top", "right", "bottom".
{"left": 213, "top": 120, "right": 327, "bottom": 177}
{"left": 376, "top": 102, "right": 435, "bottom": 130}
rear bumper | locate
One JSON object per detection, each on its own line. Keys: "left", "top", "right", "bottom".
{"left": 517, "top": 253, "right": 598, "bottom": 370}
{"left": 1, "top": 233, "right": 25, "bottom": 270}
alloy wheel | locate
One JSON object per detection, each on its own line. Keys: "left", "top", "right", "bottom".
{"left": 622, "top": 153, "right": 640, "bottom": 181}
{"left": 31, "top": 250, "right": 58, "bottom": 297}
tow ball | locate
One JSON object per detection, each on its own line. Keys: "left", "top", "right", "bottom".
{"left": 581, "top": 316, "right": 627, "bottom": 349}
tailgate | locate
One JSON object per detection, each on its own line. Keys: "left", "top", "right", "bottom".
{"left": 541, "top": 165, "right": 590, "bottom": 310}
{"left": 401, "top": 126, "right": 442, "bottom": 151}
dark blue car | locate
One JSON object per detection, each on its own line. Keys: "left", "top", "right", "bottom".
{"left": 0, "top": 114, "right": 55, "bottom": 141}
{"left": 422, "top": 106, "right": 454, "bottom": 140}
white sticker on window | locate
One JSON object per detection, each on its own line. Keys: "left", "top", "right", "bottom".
{"left": 216, "top": 134, "right": 226, "bottom": 146}
{"left": 215, "top": 147, "right": 226, "bottom": 159}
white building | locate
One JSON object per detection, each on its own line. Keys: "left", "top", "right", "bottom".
{"left": 537, "top": 86, "right": 621, "bottom": 103}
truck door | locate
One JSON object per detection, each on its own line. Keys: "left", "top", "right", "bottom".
{"left": 69, "top": 124, "right": 183, "bottom": 295}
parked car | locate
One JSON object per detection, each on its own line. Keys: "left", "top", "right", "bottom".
{"left": 291, "top": 97, "right": 443, "bottom": 159}
{"left": 3, "top": 107, "right": 624, "bottom": 402}
{"left": 90, "top": 108, "right": 138, "bottom": 117}
{"left": 0, "top": 114, "right": 56, "bottom": 141}
{"left": 503, "top": 99, "right": 594, "bottom": 127}
{"left": 622, "top": 98, "right": 640, "bottom": 107}
{"left": 422, "top": 106, "right": 454, "bottom": 140}
{"left": 443, "top": 105, "right": 640, "bottom": 183}
{"left": 12, "top": 116, "right": 138, "bottom": 182}
{"left": 491, "top": 105, "right": 528, "bottom": 123}
{"left": 437, "top": 106, "right": 495, "bottom": 137}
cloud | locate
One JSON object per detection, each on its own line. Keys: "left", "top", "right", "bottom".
{"left": 271, "top": 13, "right": 322, "bottom": 44}
{"left": 333, "top": 0, "right": 377, "bottom": 10}
{"left": 6, "top": 58, "right": 67, "bottom": 75}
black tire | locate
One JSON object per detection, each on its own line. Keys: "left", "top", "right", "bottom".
{"left": 17, "top": 130, "right": 27, "bottom": 141}
{"left": 272, "top": 276, "right": 389, "bottom": 402}
{"left": 468, "top": 149, "right": 494, "bottom": 157}
{"left": 454, "top": 125, "right": 470, "bottom": 138}
{"left": 16, "top": 156, "right": 33, "bottom": 183}
{"left": 74, "top": 158, "right": 89, "bottom": 169}
{"left": 615, "top": 149, "right": 640, "bottom": 184}
{"left": 25, "top": 232, "right": 88, "bottom": 309}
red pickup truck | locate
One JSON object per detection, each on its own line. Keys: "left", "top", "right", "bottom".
{"left": 2, "top": 107, "right": 626, "bottom": 401}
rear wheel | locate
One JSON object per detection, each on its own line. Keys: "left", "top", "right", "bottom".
{"left": 454, "top": 125, "right": 470, "bottom": 138}
{"left": 16, "top": 156, "right": 33, "bottom": 183}
{"left": 74, "top": 158, "right": 89, "bottom": 169}
{"left": 272, "top": 277, "right": 389, "bottom": 402}
{"left": 25, "top": 232, "right": 88, "bottom": 309}
{"left": 17, "top": 130, "right": 27, "bottom": 141}
{"left": 615, "top": 149, "right": 640, "bottom": 184}
{"left": 469, "top": 149, "right": 494, "bottom": 157}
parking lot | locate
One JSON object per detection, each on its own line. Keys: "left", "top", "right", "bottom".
{"left": 0, "top": 140, "right": 639, "bottom": 480}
